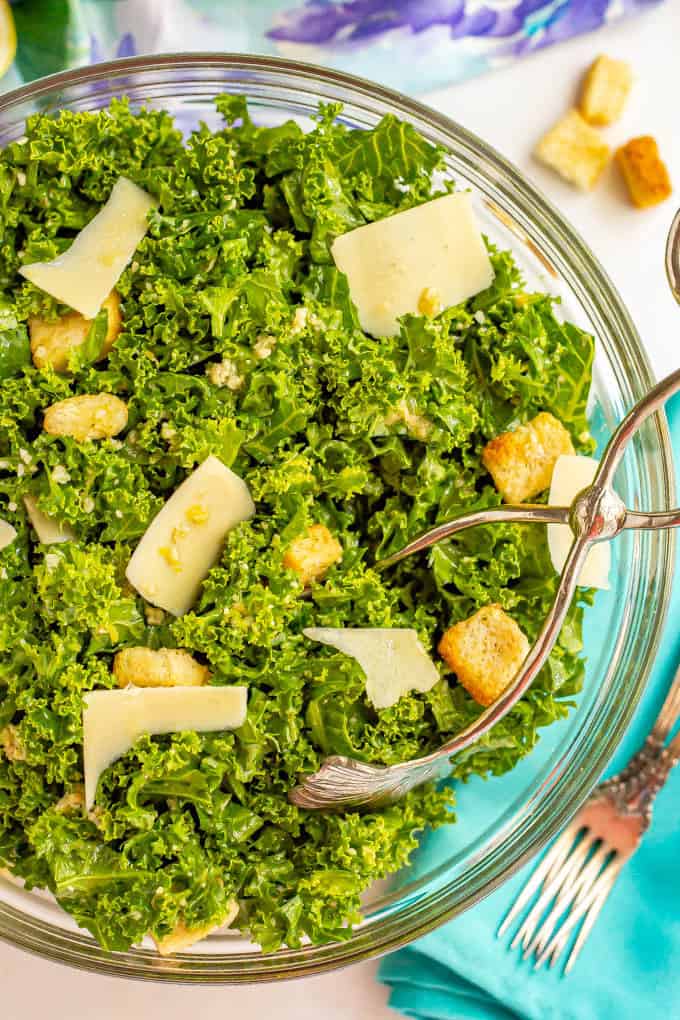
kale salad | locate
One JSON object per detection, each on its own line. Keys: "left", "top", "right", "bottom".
{"left": 0, "top": 95, "right": 595, "bottom": 954}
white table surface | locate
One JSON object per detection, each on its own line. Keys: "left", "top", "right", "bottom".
{"left": 3, "top": 6, "right": 680, "bottom": 1017}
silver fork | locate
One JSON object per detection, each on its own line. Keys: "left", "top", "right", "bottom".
{"left": 498, "top": 660, "right": 680, "bottom": 974}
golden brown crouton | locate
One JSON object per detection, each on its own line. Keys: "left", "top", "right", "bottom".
{"left": 482, "top": 412, "right": 574, "bottom": 504}
{"left": 113, "top": 647, "right": 210, "bottom": 688}
{"left": 534, "top": 110, "right": 610, "bottom": 191}
{"left": 153, "top": 901, "right": 239, "bottom": 956}
{"left": 29, "top": 291, "right": 122, "bottom": 372}
{"left": 438, "top": 604, "right": 530, "bottom": 707}
{"left": 580, "top": 56, "right": 633, "bottom": 126}
{"left": 283, "top": 523, "right": 342, "bottom": 586}
{"left": 43, "top": 393, "right": 128, "bottom": 441}
{"left": 0, "top": 723, "right": 26, "bottom": 762}
{"left": 616, "top": 136, "right": 673, "bottom": 209}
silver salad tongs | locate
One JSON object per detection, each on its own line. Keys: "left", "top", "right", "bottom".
{"left": 289, "top": 215, "right": 680, "bottom": 812}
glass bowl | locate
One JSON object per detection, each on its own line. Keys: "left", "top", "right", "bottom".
{"left": 0, "top": 54, "right": 674, "bottom": 983}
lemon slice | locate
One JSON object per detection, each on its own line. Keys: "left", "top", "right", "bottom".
{"left": 0, "top": 1, "right": 17, "bottom": 79}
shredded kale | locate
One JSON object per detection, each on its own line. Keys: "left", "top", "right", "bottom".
{"left": 0, "top": 96, "right": 594, "bottom": 952}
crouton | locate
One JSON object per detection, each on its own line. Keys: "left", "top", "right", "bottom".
{"left": 580, "top": 56, "right": 633, "bottom": 126}
{"left": 113, "top": 647, "right": 210, "bottom": 688}
{"left": 43, "top": 393, "right": 128, "bottom": 441}
{"left": 616, "top": 136, "right": 672, "bottom": 209}
{"left": 438, "top": 604, "right": 530, "bottom": 707}
{"left": 153, "top": 901, "right": 239, "bottom": 956}
{"left": 482, "top": 412, "right": 574, "bottom": 504}
{"left": 0, "top": 723, "right": 26, "bottom": 762}
{"left": 534, "top": 110, "right": 610, "bottom": 191}
{"left": 283, "top": 523, "right": 342, "bottom": 586}
{"left": 29, "top": 290, "right": 122, "bottom": 372}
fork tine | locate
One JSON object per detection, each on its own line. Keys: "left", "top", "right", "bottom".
{"left": 528, "top": 841, "right": 610, "bottom": 957}
{"left": 534, "top": 857, "right": 623, "bottom": 971}
{"left": 539, "top": 864, "right": 619, "bottom": 973}
{"left": 563, "top": 859, "right": 623, "bottom": 974}
{"left": 512, "top": 833, "right": 592, "bottom": 953}
{"left": 497, "top": 824, "right": 580, "bottom": 938}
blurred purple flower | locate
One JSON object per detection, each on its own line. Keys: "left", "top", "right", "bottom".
{"left": 268, "top": 0, "right": 662, "bottom": 48}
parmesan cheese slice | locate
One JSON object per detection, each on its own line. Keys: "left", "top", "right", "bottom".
{"left": 331, "top": 192, "right": 494, "bottom": 338}
{"left": 20, "top": 177, "right": 155, "bottom": 319}
{"left": 23, "top": 495, "right": 75, "bottom": 545}
{"left": 126, "top": 455, "right": 255, "bottom": 617}
{"left": 304, "top": 627, "right": 440, "bottom": 710}
{"left": 0, "top": 519, "right": 16, "bottom": 551}
{"left": 547, "top": 454, "right": 610, "bottom": 589}
{"left": 83, "top": 685, "right": 248, "bottom": 810}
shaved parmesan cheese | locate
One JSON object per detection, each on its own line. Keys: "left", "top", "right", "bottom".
{"left": 83, "top": 685, "right": 247, "bottom": 810}
{"left": 304, "top": 627, "right": 440, "bottom": 710}
{"left": 23, "top": 495, "right": 75, "bottom": 545}
{"left": 331, "top": 192, "right": 494, "bottom": 338}
{"left": 20, "top": 177, "right": 155, "bottom": 318}
{"left": 547, "top": 454, "right": 610, "bottom": 589}
{"left": 0, "top": 519, "right": 16, "bottom": 551}
{"left": 126, "top": 455, "right": 255, "bottom": 616}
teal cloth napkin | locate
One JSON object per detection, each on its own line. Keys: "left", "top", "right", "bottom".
{"left": 380, "top": 393, "right": 680, "bottom": 1020}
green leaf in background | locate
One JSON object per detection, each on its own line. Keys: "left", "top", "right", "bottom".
{"left": 12, "top": 0, "right": 87, "bottom": 83}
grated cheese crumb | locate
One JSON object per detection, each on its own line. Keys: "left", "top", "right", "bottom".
{"left": 52, "top": 465, "right": 71, "bottom": 484}
{"left": 417, "top": 287, "right": 442, "bottom": 317}
{"left": 159, "top": 545, "right": 182, "bottom": 572}
{"left": 186, "top": 504, "right": 209, "bottom": 525}
{"left": 254, "top": 334, "right": 276, "bottom": 359}
{"left": 83, "top": 496, "right": 95, "bottom": 513}
{"left": 290, "top": 307, "right": 309, "bottom": 334}
{"left": 206, "top": 359, "right": 244, "bottom": 390}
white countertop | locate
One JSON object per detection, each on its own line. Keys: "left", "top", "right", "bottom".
{"left": 3, "top": 6, "right": 680, "bottom": 1017}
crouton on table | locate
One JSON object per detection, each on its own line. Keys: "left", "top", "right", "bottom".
{"left": 482, "top": 411, "right": 574, "bottom": 504}
{"left": 438, "top": 604, "right": 530, "bottom": 707}
{"left": 283, "top": 523, "right": 342, "bottom": 586}
{"left": 29, "top": 290, "right": 122, "bottom": 372}
{"left": 534, "top": 110, "right": 610, "bottom": 191}
{"left": 616, "top": 136, "right": 672, "bottom": 209}
{"left": 580, "top": 56, "right": 633, "bottom": 127}
{"left": 113, "top": 647, "right": 210, "bottom": 688}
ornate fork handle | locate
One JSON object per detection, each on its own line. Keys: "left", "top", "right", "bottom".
{"left": 595, "top": 664, "right": 680, "bottom": 824}
{"left": 598, "top": 740, "right": 680, "bottom": 825}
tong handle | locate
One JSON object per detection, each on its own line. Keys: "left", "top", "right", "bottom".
{"left": 595, "top": 366, "right": 680, "bottom": 489}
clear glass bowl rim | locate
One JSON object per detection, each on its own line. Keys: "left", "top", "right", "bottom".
{"left": 0, "top": 52, "right": 674, "bottom": 984}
